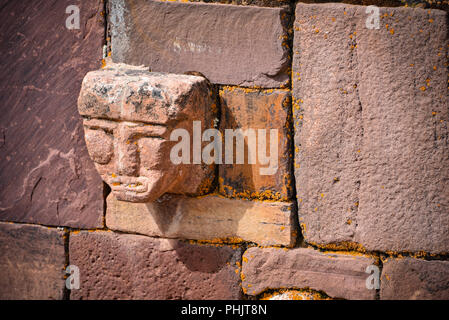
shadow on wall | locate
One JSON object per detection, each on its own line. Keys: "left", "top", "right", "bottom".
{"left": 146, "top": 96, "right": 256, "bottom": 244}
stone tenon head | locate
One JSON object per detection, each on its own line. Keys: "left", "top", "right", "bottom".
{"left": 77, "top": 63, "right": 214, "bottom": 202}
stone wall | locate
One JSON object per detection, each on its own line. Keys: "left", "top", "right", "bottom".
{"left": 0, "top": 0, "right": 448, "bottom": 300}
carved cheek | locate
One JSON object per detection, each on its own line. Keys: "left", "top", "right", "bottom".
{"left": 138, "top": 138, "right": 171, "bottom": 171}
{"left": 84, "top": 129, "right": 114, "bottom": 164}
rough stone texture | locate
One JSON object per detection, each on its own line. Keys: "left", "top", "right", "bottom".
{"left": 109, "top": 0, "right": 290, "bottom": 87}
{"left": 242, "top": 247, "right": 377, "bottom": 299}
{"left": 0, "top": 222, "right": 65, "bottom": 299}
{"left": 381, "top": 257, "right": 449, "bottom": 300}
{"left": 186, "top": 0, "right": 291, "bottom": 7}
{"left": 106, "top": 194, "right": 296, "bottom": 247}
{"left": 293, "top": 3, "right": 449, "bottom": 253}
{"left": 78, "top": 63, "right": 216, "bottom": 202}
{"left": 0, "top": 0, "right": 105, "bottom": 227}
{"left": 219, "top": 87, "right": 293, "bottom": 201}
{"left": 70, "top": 230, "right": 242, "bottom": 299}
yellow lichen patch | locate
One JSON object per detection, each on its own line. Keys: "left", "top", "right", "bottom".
{"left": 260, "top": 288, "right": 331, "bottom": 300}
{"left": 310, "top": 240, "right": 369, "bottom": 255}
{"left": 193, "top": 237, "right": 245, "bottom": 246}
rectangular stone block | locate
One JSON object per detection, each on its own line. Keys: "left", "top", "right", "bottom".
{"left": 381, "top": 258, "right": 449, "bottom": 300}
{"left": 242, "top": 247, "right": 377, "bottom": 300}
{"left": 0, "top": 223, "right": 66, "bottom": 299}
{"left": 70, "top": 230, "right": 242, "bottom": 299}
{"left": 0, "top": 0, "right": 105, "bottom": 228}
{"left": 106, "top": 194, "right": 296, "bottom": 247}
{"left": 293, "top": 3, "right": 449, "bottom": 253}
{"left": 109, "top": 0, "right": 290, "bottom": 87}
{"left": 219, "top": 87, "right": 293, "bottom": 201}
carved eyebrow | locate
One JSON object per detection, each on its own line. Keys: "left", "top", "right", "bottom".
{"left": 83, "top": 118, "right": 117, "bottom": 132}
{"left": 125, "top": 123, "right": 168, "bottom": 138}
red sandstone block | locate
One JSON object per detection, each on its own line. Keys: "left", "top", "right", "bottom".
{"left": 293, "top": 3, "right": 449, "bottom": 253}
{"left": 109, "top": 0, "right": 290, "bottom": 87}
{"left": 0, "top": 223, "right": 66, "bottom": 299}
{"left": 242, "top": 246, "right": 377, "bottom": 300}
{"left": 69, "top": 231, "right": 242, "bottom": 299}
{"left": 0, "top": 0, "right": 105, "bottom": 228}
{"left": 381, "top": 257, "right": 449, "bottom": 300}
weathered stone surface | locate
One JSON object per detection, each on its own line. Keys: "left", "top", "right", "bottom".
{"left": 187, "top": 0, "right": 291, "bottom": 7}
{"left": 109, "top": 0, "right": 290, "bottom": 87}
{"left": 293, "top": 3, "right": 449, "bottom": 253}
{"left": 381, "top": 258, "right": 449, "bottom": 300}
{"left": 69, "top": 230, "right": 242, "bottom": 299}
{"left": 0, "top": 0, "right": 105, "bottom": 227}
{"left": 78, "top": 63, "right": 216, "bottom": 202}
{"left": 242, "top": 247, "right": 377, "bottom": 299}
{"left": 106, "top": 194, "right": 296, "bottom": 247}
{"left": 0, "top": 222, "right": 65, "bottom": 299}
{"left": 219, "top": 87, "right": 293, "bottom": 201}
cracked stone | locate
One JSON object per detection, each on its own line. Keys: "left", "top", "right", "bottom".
{"left": 108, "top": 0, "right": 290, "bottom": 87}
{"left": 0, "top": 0, "right": 105, "bottom": 228}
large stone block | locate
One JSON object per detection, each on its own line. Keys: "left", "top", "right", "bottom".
{"left": 0, "top": 0, "right": 105, "bottom": 228}
{"left": 381, "top": 257, "right": 449, "bottom": 300}
{"left": 219, "top": 87, "right": 293, "bottom": 201}
{"left": 69, "top": 230, "right": 242, "bottom": 299}
{"left": 0, "top": 223, "right": 66, "bottom": 299}
{"left": 106, "top": 194, "right": 296, "bottom": 247}
{"left": 241, "top": 247, "right": 377, "bottom": 299}
{"left": 109, "top": 0, "right": 290, "bottom": 87}
{"left": 293, "top": 3, "right": 449, "bottom": 253}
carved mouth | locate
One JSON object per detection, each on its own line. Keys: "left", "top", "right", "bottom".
{"left": 109, "top": 176, "right": 149, "bottom": 194}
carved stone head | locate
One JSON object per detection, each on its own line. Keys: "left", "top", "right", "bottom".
{"left": 77, "top": 63, "right": 215, "bottom": 202}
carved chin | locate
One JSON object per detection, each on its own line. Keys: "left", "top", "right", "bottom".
{"left": 108, "top": 176, "right": 164, "bottom": 203}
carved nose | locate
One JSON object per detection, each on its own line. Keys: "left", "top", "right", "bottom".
{"left": 117, "top": 127, "right": 139, "bottom": 177}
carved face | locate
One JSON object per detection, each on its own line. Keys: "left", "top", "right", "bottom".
{"left": 78, "top": 64, "right": 215, "bottom": 203}
{"left": 83, "top": 118, "right": 181, "bottom": 202}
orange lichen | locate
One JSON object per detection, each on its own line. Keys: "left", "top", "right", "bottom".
{"left": 260, "top": 288, "right": 331, "bottom": 300}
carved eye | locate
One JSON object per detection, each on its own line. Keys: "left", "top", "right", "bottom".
{"left": 85, "top": 128, "right": 114, "bottom": 164}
